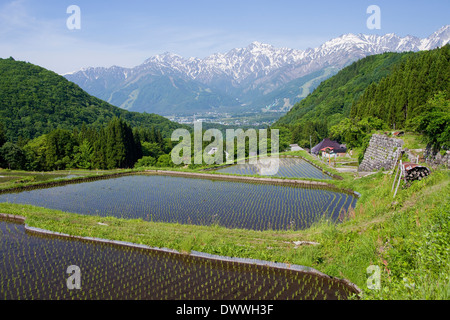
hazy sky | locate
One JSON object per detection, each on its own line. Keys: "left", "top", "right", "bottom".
{"left": 0, "top": 0, "right": 449, "bottom": 74}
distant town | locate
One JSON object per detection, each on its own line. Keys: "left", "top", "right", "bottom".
{"left": 166, "top": 111, "right": 286, "bottom": 127}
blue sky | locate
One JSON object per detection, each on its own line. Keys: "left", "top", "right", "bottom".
{"left": 0, "top": 0, "right": 448, "bottom": 74}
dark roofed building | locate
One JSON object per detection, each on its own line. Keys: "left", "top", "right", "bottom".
{"left": 311, "top": 138, "right": 347, "bottom": 155}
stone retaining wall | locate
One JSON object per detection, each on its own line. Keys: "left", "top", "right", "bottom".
{"left": 424, "top": 148, "right": 450, "bottom": 168}
{"left": 359, "top": 134, "right": 404, "bottom": 172}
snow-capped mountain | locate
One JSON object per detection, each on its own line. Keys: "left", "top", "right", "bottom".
{"left": 65, "top": 25, "right": 450, "bottom": 115}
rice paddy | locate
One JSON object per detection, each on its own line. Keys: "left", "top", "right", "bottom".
{"left": 0, "top": 219, "right": 357, "bottom": 300}
{"left": 0, "top": 174, "right": 357, "bottom": 231}
{"left": 215, "top": 157, "right": 333, "bottom": 180}
{"left": 0, "top": 170, "right": 360, "bottom": 301}
{"left": 0, "top": 171, "right": 83, "bottom": 185}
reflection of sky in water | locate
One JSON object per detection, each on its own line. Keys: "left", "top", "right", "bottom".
{"left": 0, "top": 175, "right": 354, "bottom": 231}
{"left": 0, "top": 219, "right": 355, "bottom": 300}
{"left": 216, "top": 157, "right": 332, "bottom": 180}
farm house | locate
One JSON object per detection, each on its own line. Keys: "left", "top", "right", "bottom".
{"left": 311, "top": 139, "right": 347, "bottom": 156}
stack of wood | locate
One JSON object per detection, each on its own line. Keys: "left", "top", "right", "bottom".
{"left": 402, "top": 163, "right": 430, "bottom": 182}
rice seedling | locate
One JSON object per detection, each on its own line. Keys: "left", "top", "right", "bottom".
{"left": 215, "top": 157, "right": 333, "bottom": 180}
{"left": 0, "top": 167, "right": 362, "bottom": 301}
{"left": 0, "top": 175, "right": 357, "bottom": 232}
{"left": 1, "top": 218, "right": 360, "bottom": 300}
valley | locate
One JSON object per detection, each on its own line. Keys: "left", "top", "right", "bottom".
{"left": 64, "top": 26, "right": 450, "bottom": 118}
{"left": 0, "top": 5, "right": 449, "bottom": 304}
{"left": 167, "top": 110, "right": 284, "bottom": 127}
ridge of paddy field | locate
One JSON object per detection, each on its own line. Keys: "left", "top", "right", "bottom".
{"left": 0, "top": 151, "right": 448, "bottom": 299}
{"left": 1, "top": 213, "right": 361, "bottom": 294}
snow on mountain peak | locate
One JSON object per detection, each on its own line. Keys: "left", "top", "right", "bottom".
{"left": 65, "top": 25, "right": 449, "bottom": 92}
{"left": 419, "top": 25, "right": 450, "bottom": 50}
{"left": 434, "top": 24, "right": 450, "bottom": 35}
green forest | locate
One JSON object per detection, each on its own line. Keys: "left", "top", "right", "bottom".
{"left": 1, "top": 45, "right": 449, "bottom": 171}
{"left": 0, "top": 57, "right": 187, "bottom": 142}
{"left": 273, "top": 45, "right": 450, "bottom": 152}
{"left": 0, "top": 117, "right": 175, "bottom": 171}
{"left": 0, "top": 58, "right": 193, "bottom": 170}
{"left": 0, "top": 57, "right": 288, "bottom": 171}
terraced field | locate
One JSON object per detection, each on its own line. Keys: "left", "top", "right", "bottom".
{"left": 0, "top": 219, "right": 358, "bottom": 300}
{"left": 0, "top": 174, "right": 357, "bottom": 231}
{"left": 215, "top": 157, "right": 333, "bottom": 180}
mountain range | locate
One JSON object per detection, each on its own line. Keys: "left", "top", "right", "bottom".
{"left": 65, "top": 25, "right": 450, "bottom": 116}
{"left": 0, "top": 57, "right": 186, "bottom": 141}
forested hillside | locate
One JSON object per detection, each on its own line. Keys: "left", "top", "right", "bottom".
{"left": 330, "top": 45, "right": 450, "bottom": 152}
{"left": 273, "top": 45, "right": 450, "bottom": 151}
{"left": 350, "top": 44, "right": 450, "bottom": 129}
{"left": 0, "top": 57, "right": 186, "bottom": 141}
{"left": 273, "top": 52, "right": 414, "bottom": 148}
{"left": 0, "top": 58, "right": 192, "bottom": 171}
{"left": 275, "top": 51, "right": 413, "bottom": 127}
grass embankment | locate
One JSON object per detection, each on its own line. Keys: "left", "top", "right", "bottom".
{"left": 0, "top": 168, "right": 133, "bottom": 191}
{"left": 0, "top": 152, "right": 448, "bottom": 299}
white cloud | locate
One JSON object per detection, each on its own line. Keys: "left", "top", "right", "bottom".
{"left": 0, "top": 1, "right": 129, "bottom": 72}
{"left": 0, "top": 0, "right": 355, "bottom": 75}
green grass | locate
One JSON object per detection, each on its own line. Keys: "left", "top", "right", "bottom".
{"left": 399, "top": 133, "right": 427, "bottom": 150}
{"left": 0, "top": 152, "right": 448, "bottom": 300}
{"left": 370, "top": 131, "right": 427, "bottom": 151}
{"left": 0, "top": 168, "right": 136, "bottom": 191}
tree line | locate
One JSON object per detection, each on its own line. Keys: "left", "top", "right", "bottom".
{"left": 273, "top": 45, "right": 449, "bottom": 153}
{"left": 0, "top": 117, "right": 172, "bottom": 171}
{"left": 0, "top": 57, "right": 187, "bottom": 142}
{"left": 332, "top": 45, "right": 450, "bottom": 152}
{"left": 350, "top": 44, "right": 449, "bottom": 130}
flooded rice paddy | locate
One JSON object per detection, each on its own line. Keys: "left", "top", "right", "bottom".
{"left": 0, "top": 174, "right": 357, "bottom": 231}
{"left": 0, "top": 219, "right": 358, "bottom": 300}
{"left": 215, "top": 157, "right": 333, "bottom": 180}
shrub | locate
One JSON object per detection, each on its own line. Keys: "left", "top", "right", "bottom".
{"left": 134, "top": 156, "right": 156, "bottom": 168}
